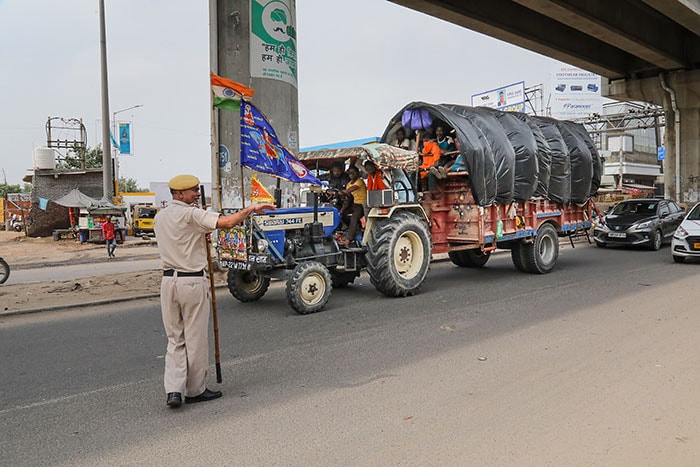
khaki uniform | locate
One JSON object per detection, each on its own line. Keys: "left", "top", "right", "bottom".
{"left": 153, "top": 200, "right": 220, "bottom": 397}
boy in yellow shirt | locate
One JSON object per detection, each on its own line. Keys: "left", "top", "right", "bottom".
{"left": 339, "top": 165, "right": 367, "bottom": 247}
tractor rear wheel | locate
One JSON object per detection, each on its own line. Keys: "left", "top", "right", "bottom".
{"left": 286, "top": 261, "right": 332, "bottom": 314}
{"left": 227, "top": 269, "right": 270, "bottom": 302}
{"left": 366, "top": 211, "right": 431, "bottom": 297}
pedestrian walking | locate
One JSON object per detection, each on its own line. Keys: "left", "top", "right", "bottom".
{"left": 153, "top": 174, "right": 275, "bottom": 408}
{"left": 101, "top": 214, "right": 117, "bottom": 258}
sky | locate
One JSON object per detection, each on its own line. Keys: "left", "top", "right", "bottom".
{"left": 0, "top": 0, "right": 574, "bottom": 188}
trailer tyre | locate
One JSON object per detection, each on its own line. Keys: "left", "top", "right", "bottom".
{"left": 449, "top": 249, "right": 491, "bottom": 267}
{"left": 510, "top": 242, "right": 529, "bottom": 272}
{"left": 227, "top": 269, "right": 270, "bottom": 302}
{"left": 366, "top": 211, "right": 431, "bottom": 297}
{"left": 522, "top": 223, "right": 559, "bottom": 274}
{"left": 286, "top": 261, "right": 332, "bottom": 314}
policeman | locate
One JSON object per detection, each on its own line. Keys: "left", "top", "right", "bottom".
{"left": 154, "top": 174, "right": 275, "bottom": 408}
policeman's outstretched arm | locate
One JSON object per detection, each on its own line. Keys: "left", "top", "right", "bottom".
{"left": 216, "top": 203, "right": 276, "bottom": 229}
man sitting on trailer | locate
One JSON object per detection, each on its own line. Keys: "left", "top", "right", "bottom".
{"left": 430, "top": 125, "right": 458, "bottom": 179}
{"left": 418, "top": 129, "right": 442, "bottom": 191}
{"left": 391, "top": 127, "right": 414, "bottom": 150}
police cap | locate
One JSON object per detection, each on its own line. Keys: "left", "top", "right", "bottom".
{"left": 168, "top": 174, "right": 200, "bottom": 191}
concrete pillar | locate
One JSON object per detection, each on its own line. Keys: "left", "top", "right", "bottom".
{"left": 604, "top": 69, "right": 700, "bottom": 203}
{"left": 210, "top": 0, "right": 299, "bottom": 210}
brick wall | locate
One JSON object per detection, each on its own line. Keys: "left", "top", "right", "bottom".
{"left": 26, "top": 169, "right": 104, "bottom": 237}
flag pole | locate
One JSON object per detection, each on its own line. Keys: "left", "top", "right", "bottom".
{"left": 239, "top": 100, "right": 246, "bottom": 210}
{"left": 201, "top": 185, "right": 222, "bottom": 384}
{"left": 211, "top": 95, "right": 222, "bottom": 211}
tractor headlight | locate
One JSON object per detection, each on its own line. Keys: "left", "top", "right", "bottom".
{"left": 257, "top": 239, "right": 269, "bottom": 253}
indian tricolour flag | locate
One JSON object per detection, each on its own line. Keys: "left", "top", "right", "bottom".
{"left": 211, "top": 72, "right": 255, "bottom": 110}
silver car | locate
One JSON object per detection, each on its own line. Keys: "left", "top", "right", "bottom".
{"left": 672, "top": 202, "right": 700, "bottom": 263}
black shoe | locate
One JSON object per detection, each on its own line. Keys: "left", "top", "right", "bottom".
{"left": 185, "top": 388, "right": 222, "bottom": 404}
{"left": 166, "top": 392, "right": 182, "bottom": 408}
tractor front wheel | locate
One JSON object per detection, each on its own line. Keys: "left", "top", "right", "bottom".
{"left": 286, "top": 261, "right": 333, "bottom": 314}
{"left": 227, "top": 269, "right": 271, "bottom": 302}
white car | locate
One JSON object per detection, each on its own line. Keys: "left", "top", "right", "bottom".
{"left": 671, "top": 202, "right": 700, "bottom": 263}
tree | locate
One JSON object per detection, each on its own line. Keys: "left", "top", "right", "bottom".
{"left": 56, "top": 144, "right": 103, "bottom": 170}
{"left": 0, "top": 183, "right": 22, "bottom": 198}
{"left": 119, "top": 177, "right": 148, "bottom": 193}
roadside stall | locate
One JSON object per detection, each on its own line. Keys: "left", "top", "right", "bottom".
{"left": 52, "top": 189, "right": 126, "bottom": 243}
{"left": 79, "top": 201, "right": 126, "bottom": 243}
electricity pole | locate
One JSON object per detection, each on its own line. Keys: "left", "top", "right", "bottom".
{"left": 99, "top": 0, "right": 113, "bottom": 199}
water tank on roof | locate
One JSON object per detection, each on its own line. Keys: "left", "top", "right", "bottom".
{"left": 33, "top": 146, "right": 56, "bottom": 170}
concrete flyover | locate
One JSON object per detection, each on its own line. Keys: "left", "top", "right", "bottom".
{"left": 389, "top": 0, "right": 700, "bottom": 201}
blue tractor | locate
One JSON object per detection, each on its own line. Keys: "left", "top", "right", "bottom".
{"left": 220, "top": 143, "right": 431, "bottom": 314}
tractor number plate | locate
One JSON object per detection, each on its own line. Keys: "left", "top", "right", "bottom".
{"left": 222, "top": 260, "right": 250, "bottom": 271}
{"left": 221, "top": 254, "right": 269, "bottom": 271}
{"left": 608, "top": 232, "right": 626, "bottom": 238}
{"left": 248, "top": 254, "right": 270, "bottom": 265}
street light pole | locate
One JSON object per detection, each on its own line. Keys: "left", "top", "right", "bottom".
{"left": 112, "top": 104, "right": 143, "bottom": 196}
{"left": 98, "top": 0, "right": 113, "bottom": 199}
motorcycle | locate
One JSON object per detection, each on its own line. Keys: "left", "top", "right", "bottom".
{"left": 10, "top": 217, "right": 22, "bottom": 232}
{"left": 0, "top": 257, "right": 9, "bottom": 285}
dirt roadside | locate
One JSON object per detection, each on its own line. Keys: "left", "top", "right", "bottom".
{"left": 0, "top": 230, "right": 226, "bottom": 315}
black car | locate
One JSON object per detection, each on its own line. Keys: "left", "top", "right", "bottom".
{"left": 593, "top": 199, "right": 684, "bottom": 250}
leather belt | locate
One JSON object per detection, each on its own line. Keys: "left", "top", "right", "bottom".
{"left": 163, "top": 269, "right": 204, "bottom": 277}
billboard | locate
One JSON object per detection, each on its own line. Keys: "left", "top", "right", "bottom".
{"left": 471, "top": 81, "right": 526, "bottom": 113}
{"left": 118, "top": 122, "right": 131, "bottom": 155}
{"left": 250, "top": 0, "right": 298, "bottom": 88}
{"left": 548, "top": 66, "right": 602, "bottom": 119}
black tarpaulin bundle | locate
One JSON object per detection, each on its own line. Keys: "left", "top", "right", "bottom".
{"left": 531, "top": 117, "right": 571, "bottom": 204}
{"left": 510, "top": 112, "right": 551, "bottom": 198}
{"left": 488, "top": 109, "right": 539, "bottom": 201}
{"left": 553, "top": 119, "right": 593, "bottom": 204}
{"left": 441, "top": 104, "right": 516, "bottom": 203}
{"left": 565, "top": 121, "right": 602, "bottom": 197}
{"left": 381, "top": 102, "right": 599, "bottom": 206}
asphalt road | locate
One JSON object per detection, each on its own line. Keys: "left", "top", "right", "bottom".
{"left": 1, "top": 243, "right": 698, "bottom": 465}
{"left": 5, "top": 257, "right": 161, "bottom": 285}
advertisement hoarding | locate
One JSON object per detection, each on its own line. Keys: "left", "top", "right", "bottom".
{"left": 471, "top": 81, "right": 526, "bottom": 113}
{"left": 250, "top": 0, "right": 298, "bottom": 88}
{"left": 548, "top": 66, "right": 602, "bottom": 119}
{"left": 118, "top": 122, "right": 131, "bottom": 155}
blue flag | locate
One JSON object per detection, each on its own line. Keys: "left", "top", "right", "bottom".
{"left": 240, "top": 101, "right": 322, "bottom": 185}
